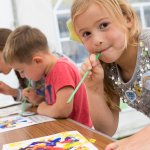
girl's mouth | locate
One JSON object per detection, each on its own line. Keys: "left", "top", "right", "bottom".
{"left": 95, "top": 47, "right": 109, "bottom": 54}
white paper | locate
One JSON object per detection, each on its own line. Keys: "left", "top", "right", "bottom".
{"left": 0, "top": 114, "right": 55, "bottom": 133}
{"left": 3, "top": 131, "right": 98, "bottom": 150}
{"left": 0, "top": 94, "right": 21, "bottom": 108}
{"left": 0, "top": 103, "right": 32, "bottom": 117}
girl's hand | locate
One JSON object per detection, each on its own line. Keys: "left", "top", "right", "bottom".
{"left": 105, "top": 126, "right": 150, "bottom": 150}
{"left": 0, "top": 81, "right": 17, "bottom": 96}
{"left": 80, "top": 54, "right": 104, "bottom": 91}
{"left": 22, "top": 87, "right": 43, "bottom": 105}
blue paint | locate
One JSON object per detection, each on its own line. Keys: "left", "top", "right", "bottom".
{"left": 47, "top": 137, "right": 61, "bottom": 146}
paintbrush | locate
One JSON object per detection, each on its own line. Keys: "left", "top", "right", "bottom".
{"left": 67, "top": 53, "right": 101, "bottom": 103}
{"left": 21, "top": 79, "right": 31, "bottom": 115}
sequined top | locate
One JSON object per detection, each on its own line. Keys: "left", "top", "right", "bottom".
{"left": 108, "top": 29, "right": 150, "bottom": 117}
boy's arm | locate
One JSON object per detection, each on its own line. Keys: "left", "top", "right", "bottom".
{"left": 37, "top": 86, "right": 74, "bottom": 118}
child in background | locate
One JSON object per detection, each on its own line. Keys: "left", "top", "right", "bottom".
{"left": 0, "top": 28, "right": 44, "bottom": 103}
{"left": 22, "top": 51, "right": 67, "bottom": 105}
{"left": 3, "top": 25, "right": 92, "bottom": 127}
{"left": 22, "top": 51, "right": 64, "bottom": 105}
{"left": 70, "top": 0, "right": 150, "bottom": 149}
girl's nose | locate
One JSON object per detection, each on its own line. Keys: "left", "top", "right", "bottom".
{"left": 93, "top": 33, "right": 103, "bottom": 47}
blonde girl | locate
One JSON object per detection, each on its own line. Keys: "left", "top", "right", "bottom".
{"left": 69, "top": 0, "right": 150, "bottom": 149}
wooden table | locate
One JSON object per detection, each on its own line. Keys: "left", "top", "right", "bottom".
{"left": 0, "top": 118, "right": 114, "bottom": 149}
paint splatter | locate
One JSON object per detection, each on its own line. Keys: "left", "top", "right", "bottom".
{"left": 3, "top": 131, "right": 98, "bottom": 150}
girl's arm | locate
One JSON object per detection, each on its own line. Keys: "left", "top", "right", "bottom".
{"left": 105, "top": 125, "right": 150, "bottom": 150}
{"left": 81, "top": 54, "right": 120, "bottom": 136}
{"left": 37, "top": 86, "right": 74, "bottom": 118}
{"left": 87, "top": 88, "right": 120, "bottom": 136}
{"left": 0, "top": 81, "right": 18, "bottom": 97}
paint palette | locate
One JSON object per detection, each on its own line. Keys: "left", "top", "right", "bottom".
{"left": 2, "top": 131, "right": 98, "bottom": 150}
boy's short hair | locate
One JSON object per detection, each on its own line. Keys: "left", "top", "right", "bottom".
{"left": 0, "top": 28, "right": 12, "bottom": 51}
{"left": 3, "top": 25, "right": 49, "bottom": 64}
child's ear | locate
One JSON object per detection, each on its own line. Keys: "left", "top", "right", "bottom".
{"left": 32, "top": 56, "right": 43, "bottom": 64}
{"left": 125, "top": 15, "right": 133, "bottom": 28}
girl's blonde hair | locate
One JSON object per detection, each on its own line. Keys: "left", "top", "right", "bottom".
{"left": 71, "top": 0, "right": 141, "bottom": 44}
{"left": 71, "top": 0, "right": 141, "bottom": 110}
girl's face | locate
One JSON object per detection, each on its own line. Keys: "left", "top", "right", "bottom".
{"left": 74, "top": 3, "right": 131, "bottom": 63}
{"left": 0, "top": 52, "right": 12, "bottom": 74}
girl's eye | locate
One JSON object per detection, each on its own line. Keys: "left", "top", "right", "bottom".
{"left": 99, "top": 22, "right": 109, "bottom": 29}
{"left": 82, "top": 32, "right": 91, "bottom": 38}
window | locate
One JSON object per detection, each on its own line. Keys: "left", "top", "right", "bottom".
{"left": 57, "top": 14, "right": 70, "bottom": 38}
{"left": 53, "top": 0, "right": 88, "bottom": 64}
{"left": 61, "top": 41, "right": 88, "bottom": 64}
{"left": 144, "top": 6, "right": 150, "bottom": 27}
{"left": 132, "top": 2, "right": 150, "bottom": 28}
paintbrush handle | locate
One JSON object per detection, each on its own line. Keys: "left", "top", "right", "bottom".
{"left": 67, "top": 53, "right": 101, "bottom": 104}
{"left": 67, "top": 69, "right": 90, "bottom": 103}
{"left": 21, "top": 97, "right": 27, "bottom": 115}
{"left": 21, "top": 80, "right": 31, "bottom": 115}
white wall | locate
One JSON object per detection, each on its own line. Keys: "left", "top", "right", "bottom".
{"left": 0, "top": 0, "right": 60, "bottom": 51}
{"left": 0, "top": 70, "right": 19, "bottom": 105}
{"left": 0, "top": 0, "right": 14, "bottom": 28}
{"left": 15, "top": 0, "right": 60, "bottom": 52}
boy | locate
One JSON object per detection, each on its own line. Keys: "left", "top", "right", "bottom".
{"left": 0, "top": 28, "right": 44, "bottom": 102}
{"left": 3, "top": 25, "right": 92, "bottom": 127}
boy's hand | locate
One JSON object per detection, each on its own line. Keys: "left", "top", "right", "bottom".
{"left": 22, "top": 87, "right": 43, "bottom": 105}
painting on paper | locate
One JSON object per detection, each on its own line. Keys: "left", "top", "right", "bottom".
{"left": 3, "top": 131, "right": 98, "bottom": 150}
{"left": 0, "top": 115, "right": 34, "bottom": 133}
